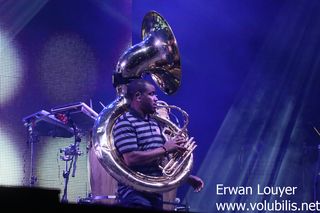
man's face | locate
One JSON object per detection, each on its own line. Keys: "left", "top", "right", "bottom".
{"left": 140, "top": 83, "right": 158, "bottom": 114}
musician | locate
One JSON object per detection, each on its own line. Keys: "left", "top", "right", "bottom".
{"left": 113, "top": 79, "right": 204, "bottom": 210}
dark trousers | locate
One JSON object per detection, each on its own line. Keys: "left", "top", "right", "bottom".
{"left": 119, "top": 191, "right": 163, "bottom": 210}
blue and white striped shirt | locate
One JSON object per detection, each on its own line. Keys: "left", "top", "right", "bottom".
{"left": 113, "top": 109, "right": 165, "bottom": 197}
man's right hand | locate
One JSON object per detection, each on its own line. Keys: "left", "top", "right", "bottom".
{"left": 163, "top": 137, "right": 188, "bottom": 153}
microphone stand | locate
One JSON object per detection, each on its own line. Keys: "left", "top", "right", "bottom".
{"left": 60, "top": 121, "right": 82, "bottom": 203}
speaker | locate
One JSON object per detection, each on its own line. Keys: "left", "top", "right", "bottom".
{"left": 0, "top": 186, "right": 60, "bottom": 208}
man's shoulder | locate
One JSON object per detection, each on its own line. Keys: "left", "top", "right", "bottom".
{"left": 115, "top": 112, "right": 129, "bottom": 121}
{"left": 114, "top": 111, "right": 136, "bottom": 124}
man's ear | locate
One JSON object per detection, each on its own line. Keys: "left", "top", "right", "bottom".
{"left": 135, "top": 92, "right": 142, "bottom": 101}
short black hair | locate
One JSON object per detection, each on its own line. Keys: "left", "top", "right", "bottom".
{"left": 126, "top": 79, "right": 152, "bottom": 101}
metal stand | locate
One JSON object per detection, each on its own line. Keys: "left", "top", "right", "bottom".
{"left": 22, "top": 110, "right": 75, "bottom": 187}
{"left": 21, "top": 103, "right": 97, "bottom": 203}
{"left": 26, "top": 124, "right": 39, "bottom": 186}
{"left": 60, "top": 123, "right": 83, "bottom": 203}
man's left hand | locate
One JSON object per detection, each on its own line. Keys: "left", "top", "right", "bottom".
{"left": 187, "top": 175, "right": 204, "bottom": 192}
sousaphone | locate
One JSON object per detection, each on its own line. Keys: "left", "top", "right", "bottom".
{"left": 92, "top": 11, "right": 195, "bottom": 193}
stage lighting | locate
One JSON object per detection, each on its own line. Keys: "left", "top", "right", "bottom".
{"left": 0, "top": 29, "right": 23, "bottom": 106}
{"left": 0, "top": 125, "right": 23, "bottom": 185}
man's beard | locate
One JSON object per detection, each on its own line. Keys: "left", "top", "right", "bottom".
{"left": 144, "top": 105, "right": 156, "bottom": 115}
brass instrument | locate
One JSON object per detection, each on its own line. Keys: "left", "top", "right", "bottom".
{"left": 93, "top": 11, "right": 196, "bottom": 193}
{"left": 155, "top": 101, "right": 197, "bottom": 177}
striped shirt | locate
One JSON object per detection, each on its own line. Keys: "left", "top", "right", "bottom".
{"left": 113, "top": 109, "right": 165, "bottom": 198}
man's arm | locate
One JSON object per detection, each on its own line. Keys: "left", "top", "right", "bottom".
{"left": 122, "top": 147, "right": 166, "bottom": 166}
{"left": 122, "top": 138, "right": 187, "bottom": 166}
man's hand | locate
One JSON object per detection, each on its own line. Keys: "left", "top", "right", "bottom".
{"left": 163, "top": 136, "right": 187, "bottom": 153}
{"left": 187, "top": 175, "right": 204, "bottom": 192}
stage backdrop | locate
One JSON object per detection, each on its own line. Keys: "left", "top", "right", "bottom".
{"left": 2, "top": 0, "right": 320, "bottom": 212}
{"left": 133, "top": 0, "right": 320, "bottom": 212}
{"left": 0, "top": 0, "right": 131, "bottom": 203}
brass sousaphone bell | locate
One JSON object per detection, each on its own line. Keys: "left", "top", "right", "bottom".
{"left": 112, "top": 10, "right": 181, "bottom": 95}
{"left": 93, "top": 11, "right": 195, "bottom": 193}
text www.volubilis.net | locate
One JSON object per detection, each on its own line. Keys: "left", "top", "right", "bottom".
{"left": 215, "top": 200, "right": 320, "bottom": 212}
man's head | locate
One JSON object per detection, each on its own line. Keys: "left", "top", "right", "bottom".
{"left": 126, "top": 79, "right": 158, "bottom": 115}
